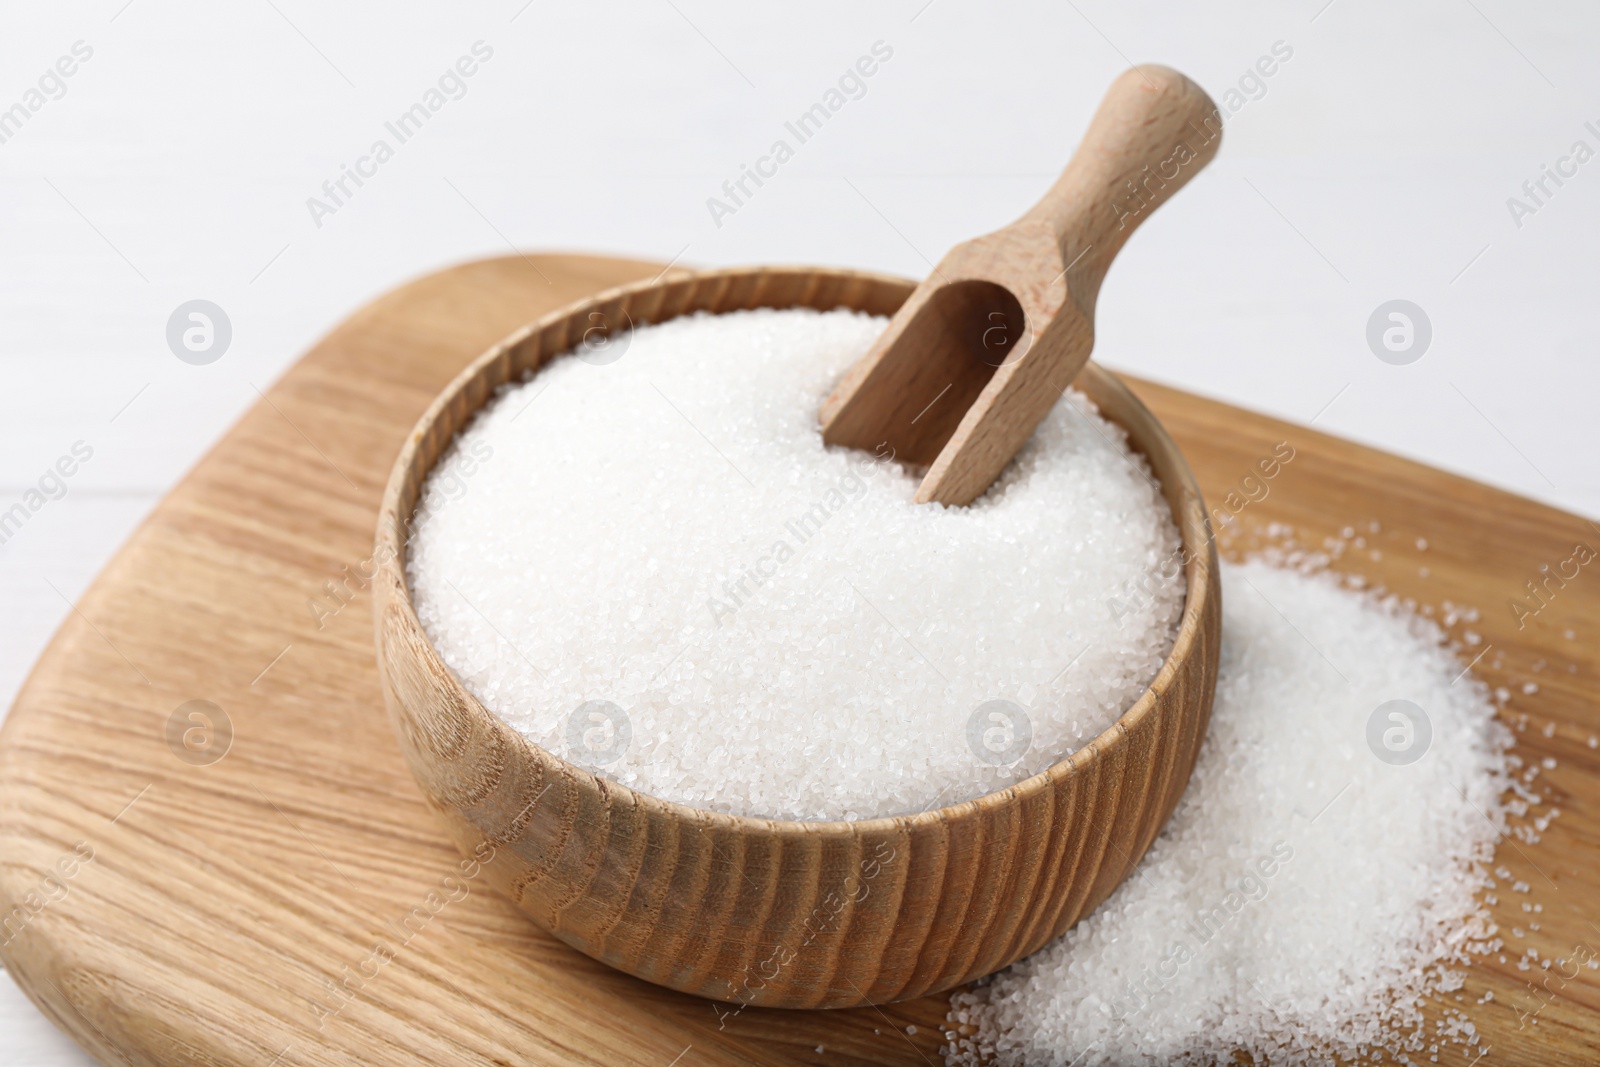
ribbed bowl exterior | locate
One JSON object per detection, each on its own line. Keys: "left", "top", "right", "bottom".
{"left": 373, "top": 266, "right": 1220, "bottom": 1009}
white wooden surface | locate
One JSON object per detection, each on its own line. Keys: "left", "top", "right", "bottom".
{"left": 3, "top": 1, "right": 1598, "bottom": 1062}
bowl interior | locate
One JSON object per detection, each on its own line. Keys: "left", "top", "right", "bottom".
{"left": 379, "top": 264, "right": 1214, "bottom": 833}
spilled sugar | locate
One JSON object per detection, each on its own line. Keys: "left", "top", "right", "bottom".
{"left": 946, "top": 559, "right": 1513, "bottom": 1066}
{"left": 406, "top": 307, "right": 1185, "bottom": 821}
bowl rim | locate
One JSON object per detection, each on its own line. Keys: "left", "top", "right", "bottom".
{"left": 375, "top": 263, "right": 1215, "bottom": 838}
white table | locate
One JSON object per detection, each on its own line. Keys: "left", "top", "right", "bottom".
{"left": 4, "top": 1, "right": 1597, "bottom": 1061}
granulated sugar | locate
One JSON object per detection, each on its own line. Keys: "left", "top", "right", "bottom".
{"left": 946, "top": 559, "right": 1512, "bottom": 1066}
{"left": 406, "top": 307, "right": 1184, "bottom": 821}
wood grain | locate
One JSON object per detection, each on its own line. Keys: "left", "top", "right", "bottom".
{"left": 820, "top": 66, "right": 1222, "bottom": 507}
{"left": 0, "top": 254, "right": 1596, "bottom": 1065}
{"left": 374, "top": 265, "right": 1220, "bottom": 1011}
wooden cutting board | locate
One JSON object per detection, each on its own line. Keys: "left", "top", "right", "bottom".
{"left": 1, "top": 254, "right": 1596, "bottom": 1067}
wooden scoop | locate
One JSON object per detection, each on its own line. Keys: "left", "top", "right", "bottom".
{"left": 820, "top": 65, "right": 1222, "bottom": 505}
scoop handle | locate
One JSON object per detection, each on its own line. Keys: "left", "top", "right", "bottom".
{"left": 1022, "top": 65, "right": 1221, "bottom": 309}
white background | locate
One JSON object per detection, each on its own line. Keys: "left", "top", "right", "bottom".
{"left": 3, "top": 1, "right": 1597, "bottom": 1061}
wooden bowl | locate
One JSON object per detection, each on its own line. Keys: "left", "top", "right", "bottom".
{"left": 372, "top": 265, "right": 1220, "bottom": 1010}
